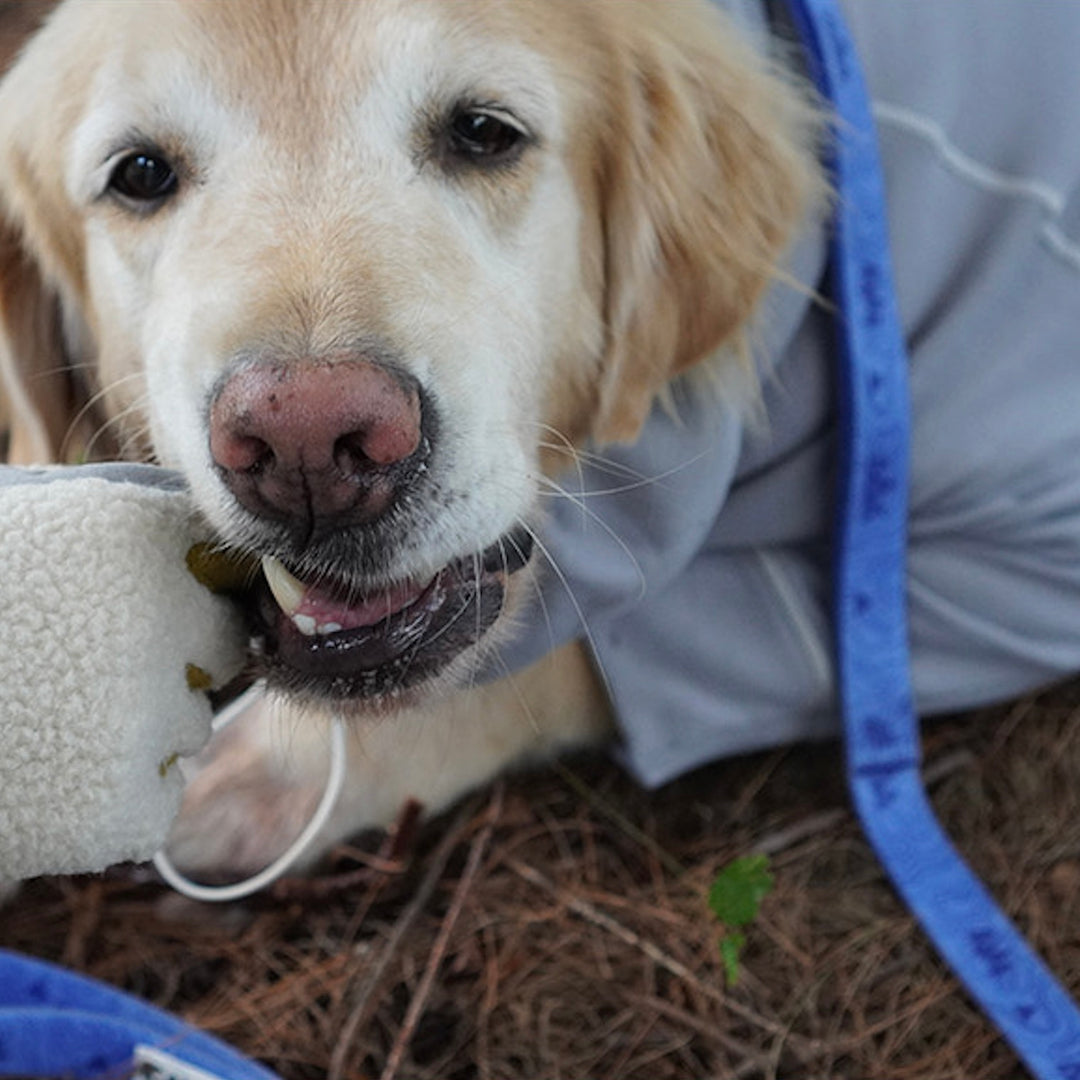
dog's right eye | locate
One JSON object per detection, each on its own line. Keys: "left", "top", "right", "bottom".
{"left": 107, "top": 151, "right": 178, "bottom": 204}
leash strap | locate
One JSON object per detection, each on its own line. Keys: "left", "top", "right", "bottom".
{"left": 784, "top": 1, "right": 1080, "bottom": 1074}
{"left": 0, "top": 949, "right": 281, "bottom": 1080}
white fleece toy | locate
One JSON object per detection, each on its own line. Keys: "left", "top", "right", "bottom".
{"left": 0, "top": 464, "right": 250, "bottom": 881}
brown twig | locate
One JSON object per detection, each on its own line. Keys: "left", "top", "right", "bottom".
{"left": 752, "top": 749, "right": 976, "bottom": 860}
{"left": 553, "top": 762, "right": 686, "bottom": 877}
{"left": 753, "top": 809, "right": 849, "bottom": 858}
{"left": 504, "top": 857, "right": 793, "bottom": 1042}
{"left": 631, "top": 994, "right": 774, "bottom": 1073}
{"left": 476, "top": 923, "right": 500, "bottom": 1080}
{"left": 271, "top": 799, "right": 425, "bottom": 903}
{"left": 328, "top": 797, "right": 480, "bottom": 1080}
{"left": 378, "top": 784, "right": 503, "bottom": 1080}
{"left": 922, "top": 747, "right": 976, "bottom": 787}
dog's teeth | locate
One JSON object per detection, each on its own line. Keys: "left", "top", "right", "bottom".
{"left": 263, "top": 558, "right": 348, "bottom": 637}
{"left": 262, "top": 555, "right": 306, "bottom": 616}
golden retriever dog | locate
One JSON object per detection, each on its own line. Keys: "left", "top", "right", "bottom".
{"left": 0, "top": 0, "right": 822, "bottom": 875}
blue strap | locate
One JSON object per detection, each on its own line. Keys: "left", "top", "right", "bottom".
{"left": 784, "top": 1, "right": 1080, "bottom": 1074}
{"left": 0, "top": 949, "right": 280, "bottom": 1080}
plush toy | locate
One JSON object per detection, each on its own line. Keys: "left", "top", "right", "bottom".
{"left": 0, "top": 464, "right": 250, "bottom": 881}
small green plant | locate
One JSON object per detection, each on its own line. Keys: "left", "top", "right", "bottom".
{"left": 707, "top": 853, "right": 774, "bottom": 987}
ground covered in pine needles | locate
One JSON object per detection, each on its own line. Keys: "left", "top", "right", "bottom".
{"left": 4, "top": 681, "right": 1080, "bottom": 1080}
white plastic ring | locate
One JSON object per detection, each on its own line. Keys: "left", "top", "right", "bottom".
{"left": 153, "top": 683, "right": 347, "bottom": 903}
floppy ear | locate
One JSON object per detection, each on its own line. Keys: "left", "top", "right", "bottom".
{"left": 592, "top": 1, "right": 824, "bottom": 444}
{"left": 0, "top": 218, "right": 80, "bottom": 463}
{"left": 0, "top": 0, "right": 94, "bottom": 464}
{"left": 0, "top": 0, "right": 54, "bottom": 68}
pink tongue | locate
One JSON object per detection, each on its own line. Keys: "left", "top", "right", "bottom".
{"left": 296, "top": 577, "right": 429, "bottom": 631}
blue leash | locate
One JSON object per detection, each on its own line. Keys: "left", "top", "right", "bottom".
{"left": 0, "top": 948, "right": 280, "bottom": 1080}
{"left": 785, "top": 0, "right": 1080, "bottom": 1074}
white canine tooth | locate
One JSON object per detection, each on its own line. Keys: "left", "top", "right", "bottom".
{"left": 292, "top": 613, "right": 318, "bottom": 636}
{"left": 262, "top": 555, "right": 306, "bottom": 616}
{"left": 318, "top": 622, "right": 343, "bottom": 635}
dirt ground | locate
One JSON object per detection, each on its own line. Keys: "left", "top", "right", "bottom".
{"left": 3, "top": 679, "right": 1079, "bottom": 1080}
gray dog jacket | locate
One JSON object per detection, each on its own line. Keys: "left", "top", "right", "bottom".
{"left": 498, "top": 0, "right": 1080, "bottom": 786}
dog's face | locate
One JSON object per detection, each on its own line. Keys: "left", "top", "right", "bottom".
{"left": 0, "top": 0, "right": 819, "bottom": 708}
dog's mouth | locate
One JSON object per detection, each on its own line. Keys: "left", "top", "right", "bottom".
{"left": 247, "top": 525, "right": 534, "bottom": 703}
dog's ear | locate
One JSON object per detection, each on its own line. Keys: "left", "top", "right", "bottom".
{"left": 0, "top": 0, "right": 94, "bottom": 464}
{"left": 0, "top": 219, "right": 80, "bottom": 463}
{"left": 591, "top": 1, "right": 824, "bottom": 444}
{"left": 0, "top": 0, "right": 55, "bottom": 71}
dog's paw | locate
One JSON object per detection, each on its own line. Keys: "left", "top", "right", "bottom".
{"left": 163, "top": 695, "right": 348, "bottom": 880}
{"left": 163, "top": 645, "right": 612, "bottom": 884}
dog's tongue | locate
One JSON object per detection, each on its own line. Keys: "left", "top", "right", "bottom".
{"left": 301, "top": 578, "right": 429, "bottom": 630}
{"left": 262, "top": 556, "right": 428, "bottom": 633}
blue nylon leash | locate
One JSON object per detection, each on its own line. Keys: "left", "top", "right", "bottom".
{"left": 0, "top": 948, "right": 281, "bottom": 1080}
{"left": 784, "top": 0, "right": 1080, "bottom": 1074}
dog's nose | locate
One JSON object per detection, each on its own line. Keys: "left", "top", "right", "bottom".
{"left": 209, "top": 359, "right": 426, "bottom": 532}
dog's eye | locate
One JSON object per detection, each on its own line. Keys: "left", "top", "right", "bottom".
{"left": 447, "top": 107, "right": 528, "bottom": 164}
{"left": 107, "top": 151, "right": 178, "bottom": 203}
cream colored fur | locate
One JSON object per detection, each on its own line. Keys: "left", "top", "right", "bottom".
{"left": 0, "top": 0, "right": 823, "bottom": 874}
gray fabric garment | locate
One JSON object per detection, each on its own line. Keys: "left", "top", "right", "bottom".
{"left": 496, "top": 0, "right": 1080, "bottom": 786}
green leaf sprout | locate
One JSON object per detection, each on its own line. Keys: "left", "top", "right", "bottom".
{"left": 707, "top": 854, "right": 774, "bottom": 986}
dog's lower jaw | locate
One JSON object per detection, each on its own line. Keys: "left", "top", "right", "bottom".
{"left": 252, "top": 569, "right": 507, "bottom": 704}
{"left": 253, "top": 626, "right": 515, "bottom": 720}
{"left": 243, "top": 522, "right": 537, "bottom": 705}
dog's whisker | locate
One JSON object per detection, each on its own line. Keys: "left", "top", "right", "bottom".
{"left": 23, "top": 358, "right": 118, "bottom": 382}
{"left": 470, "top": 469, "right": 647, "bottom": 606}
{"left": 465, "top": 550, "right": 484, "bottom": 694}
{"left": 486, "top": 650, "right": 542, "bottom": 736}
{"left": 529, "top": 422, "right": 587, "bottom": 495}
{"left": 531, "top": 442, "right": 646, "bottom": 481}
{"left": 514, "top": 520, "right": 614, "bottom": 705}
{"left": 533, "top": 444, "right": 717, "bottom": 498}
{"left": 530, "top": 475, "right": 647, "bottom": 603}
{"left": 473, "top": 550, "right": 483, "bottom": 656}
{"left": 111, "top": 424, "right": 151, "bottom": 462}
{"left": 413, "top": 573, "right": 481, "bottom": 652}
{"left": 505, "top": 520, "right": 559, "bottom": 664}
{"left": 537, "top": 470, "right": 590, "bottom": 530}
{"left": 59, "top": 371, "right": 147, "bottom": 462}
{"left": 519, "top": 417, "right": 711, "bottom": 493}
{"left": 529, "top": 421, "right": 578, "bottom": 457}
{"left": 524, "top": 424, "right": 658, "bottom": 483}
{"left": 77, "top": 389, "right": 150, "bottom": 463}
{"left": 533, "top": 443, "right": 652, "bottom": 484}
{"left": 111, "top": 413, "right": 155, "bottom": 462}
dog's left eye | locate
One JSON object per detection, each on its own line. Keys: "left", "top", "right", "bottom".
{"left": 107, "top": 151, "right": 178, "bottom": 204}
{"left": 446, "top": 106, "right": 528, "bottom": 164}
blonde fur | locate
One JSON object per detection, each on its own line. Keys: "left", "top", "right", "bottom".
{"left": 0, "top": 0, "right": 824, "bottom": 871}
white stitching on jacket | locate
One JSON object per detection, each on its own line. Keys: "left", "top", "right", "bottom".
{"left": 873, "top": 100, "right": 1080, "bottom": 273}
